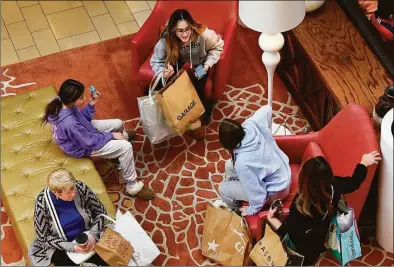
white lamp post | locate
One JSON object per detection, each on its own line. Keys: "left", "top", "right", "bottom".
{"left": 239, "top": 1, "right": 305, "bottom": 135}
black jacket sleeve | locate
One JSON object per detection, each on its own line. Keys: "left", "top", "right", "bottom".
{"left": 334, "top": 164, "right": 368, "bottom": 195}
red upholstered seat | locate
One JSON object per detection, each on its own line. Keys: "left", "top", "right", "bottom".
{"left": 245, "top": 104, "right": 379, "bottom": 241}
{"left": 130, "top": 0, "right": 238, "bottom": 100}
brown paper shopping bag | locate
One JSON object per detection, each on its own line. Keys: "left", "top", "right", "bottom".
{"left": 249, "top": 222, "right": 288, "bottom": 266}
{"left": 156, "top": 69, "right": 205, "bottom": 134}
{"left": 201, "top": 206, "right": 253, "bottom": 266}
{"left": 95, "top": 227, "right": 134, "bottom": 266}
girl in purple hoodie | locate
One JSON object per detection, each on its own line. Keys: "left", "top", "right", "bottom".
{"left": 42, "top": 79, "right": 154, "bottom": 200}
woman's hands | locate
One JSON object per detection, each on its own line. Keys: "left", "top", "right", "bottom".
{"left": 88, "top": 92, "right": 100, "bottom": 106}
{"left": 239, "top": 206, "right": 248, "bottom": 216}
{"left": 203, "top": 64, "right": 209, "bottom": 72}
{"left": 267, "top": 207, "right": 278, "bottom": 220}
{"left": 163, "top": 64, "right": 174, "bottom": 79}
{"left": 360, "top": 151, "right": 382, "bottom": 167}
{"left": 74, "top": 234, "right": 96, "bottom": 253}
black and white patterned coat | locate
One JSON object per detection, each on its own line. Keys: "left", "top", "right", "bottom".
{"left": 28, "top": 181, "right": 107, "bottom": 266}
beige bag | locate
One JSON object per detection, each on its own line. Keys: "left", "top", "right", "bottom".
{"left": 249, "top": 222, "right": 288, "bottom": 266}
{"left": 95, "top": 227, "right": 134, "bottom": 266}
{"left": 201, "top": 206, "right": 253, "bottom": 266}
{"left": 156, "top": 69, "right": 205, "bottom": 134}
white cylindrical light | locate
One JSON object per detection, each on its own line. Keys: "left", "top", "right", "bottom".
{"left": 239, "top": 1, "right": 305, "bottom": 34}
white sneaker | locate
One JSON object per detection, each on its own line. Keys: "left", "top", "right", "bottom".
{"left": 212, "top": 199, "right": 229, "bottom": 209}
{"left": 126, "top": 181, "right": 144, "bottom": 196}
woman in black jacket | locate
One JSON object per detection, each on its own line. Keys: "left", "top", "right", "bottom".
{"left": 267, "top": 151, "right": 381, "bottom": 265}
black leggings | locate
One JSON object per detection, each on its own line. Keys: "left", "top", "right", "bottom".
{"left": 51, "top": 250, "right": 108, "bottom": 266}
{"left": 151, "top": 63, "right": 214, "bottom": 125}
{"left": 376, "top": 0, "right": 394, "bottom": 18}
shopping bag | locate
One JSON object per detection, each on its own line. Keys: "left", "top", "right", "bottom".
{"left": 250, "top": 222, "right": 288, "bottom": 266}
{"left": 250, "top": 223, "right": 305, "bottom": 266}
{"left": 156, "top": 69, "right": 205, "bottom": 134}
{"left": 201, "top": 205, "right": 253, "bottom": 266}
{"left": 325, "top": 198, "right": 362, "bottom": 265}
{"left": 102, "top": 210, "right": 160, "bottom": 266}
{"left": 138, "top": 72, "right": 177, "bottom": 144}
{"left": 95, "top": 227, "right": 134, "bottom": 266}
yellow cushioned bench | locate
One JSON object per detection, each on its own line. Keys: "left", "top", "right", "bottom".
{"left": 1, "top": 86, "right": 116, "bottom": 263}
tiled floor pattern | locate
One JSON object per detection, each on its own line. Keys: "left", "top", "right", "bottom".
{"left": 1, "top": 0, "right": 155, "bottom": 66}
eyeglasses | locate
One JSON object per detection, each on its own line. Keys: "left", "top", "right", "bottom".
{"left": 175, "top": 26, "right": 192, "bottom": 35}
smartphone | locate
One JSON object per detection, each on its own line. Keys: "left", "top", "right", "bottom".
{"left": 89, "top": 85, "right": 99, "bottom": 99}
{"left": 271, "top": 199, "right": 284, "bottom": 217}
{"left": 194, "top": 64, "right": 207, "bottom": 80}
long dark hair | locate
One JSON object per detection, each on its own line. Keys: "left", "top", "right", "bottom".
{"left": 161, "top": 9, "right": 205, "bottom": 66}
{"left": 296, "top": 156, "right": 334, "bottom": 217}
{"left": 42, "top": 79, "right": 85, "bottom": 124}
{"left": 219, "top": 119, "right": 245, "bottom": 163}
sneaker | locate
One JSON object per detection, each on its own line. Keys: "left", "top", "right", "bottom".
{"left": 126, "top": 181, "right": 155, "bottom": 200}
{"left": 212, "top": 199, "right": 229, "bottom": 209}
{"left": 188, "top": 126, "right": 206, "bottom": 141}
{"left": 125, "top": 129, "right": 136, "bottom": 141}
{"left": 371, "top": 13, "right": 394, "bottom": 41}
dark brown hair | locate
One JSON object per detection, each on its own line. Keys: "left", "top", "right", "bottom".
{"left": 161, "top": 9, "right": 205, "bottom": 66}
{"left": 219, "top": 119, "right": 245, "bottom": 150}
{"left": 42, "top": 79, "right": 85, "bottom": 124}
{"left": 296, "top": 156, "right": 334, "bottom": 217}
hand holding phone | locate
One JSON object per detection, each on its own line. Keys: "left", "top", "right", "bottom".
{"left": 194, "top": 64, "right": 207, "bottom": 80}
{"left": 270, "top": 199, "right": 284, "bottom": 218}
{"left": 89, "top": 85, "right": 99, "bottom": 99}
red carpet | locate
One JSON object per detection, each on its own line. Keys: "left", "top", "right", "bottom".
{"left": 1, "top": 27, "right": 392, "bottom": 266}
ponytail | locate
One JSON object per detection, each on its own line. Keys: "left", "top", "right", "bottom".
{"left": 42, "top": 97, "right": 63, "bottom": 124}
{"left": 42, "top": 79, "right": 85, "bottom": 125}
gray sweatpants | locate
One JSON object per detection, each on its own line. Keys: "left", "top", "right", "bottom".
{"left": 90, "top": 119, "right": 137, "bottom": 184}
{"left": 218, "top": 159, "right": 290, "bottom": 211}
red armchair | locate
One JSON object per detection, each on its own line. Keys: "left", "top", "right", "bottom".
{"left": 130, "top": 1, "right": 238, "bottom": 100}
{"left": 246, "top": 104, "right": 380, "bottom": 241}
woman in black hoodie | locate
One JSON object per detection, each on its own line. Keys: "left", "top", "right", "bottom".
{"left": 267, "top": 151, "right": 381, "bottom": 265}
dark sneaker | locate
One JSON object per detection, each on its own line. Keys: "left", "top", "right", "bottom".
{"left": 125, "top": 129, "right": 136, "bottom": 141}
{"left": 126, "top": 181, "right": 155, "bottom": 200}
{"left": 371, "top": 13, "right": 394, "bottom": 41}
{"left": 189, "top": 126, "right": 206, "bottom": 141}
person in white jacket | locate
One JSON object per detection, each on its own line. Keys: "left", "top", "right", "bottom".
{"left": 150, "top": 9, "right": 224, "bottom": 141}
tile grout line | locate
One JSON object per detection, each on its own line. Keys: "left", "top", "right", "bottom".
{"left": 56, "top": 30, "right": 98, "bottom": 42}
{"left": 18, "top": 4, "right": 42, "bottom": 57}
{"left": 86, "top": 4, "right": 104, "bottom": 43}
{"left": 36, "top": 2, "right": 62, "bottom": 53}
{"left": 39, "top": 4, "right": 84, "bottom": 16}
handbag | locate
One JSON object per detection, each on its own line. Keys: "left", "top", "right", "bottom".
{"left": 137, "top": 72, "right": 177, "bottom": 144}
{"left": 325, "top": 196, "right": 362, "bottom": 265}
{"left": 100, "top": 210, "right": 160, "bottom": 266}
{"left": 201, "top": 205, "right": 253, "bottom": 266}
{"left": 43, "top": 187, "right": 95, "bottom": 265}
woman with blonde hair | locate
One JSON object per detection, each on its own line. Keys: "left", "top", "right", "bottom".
{"left": 267, "top": 152, "right": 381, "bottom": 265}
{"left": 150, "top": 9, "right": 224, "bottom": 140}
{"left": 29, "top": 168, "right": 108, "bottom": 266}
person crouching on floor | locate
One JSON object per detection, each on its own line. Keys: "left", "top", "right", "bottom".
{"left": 217, "top": 105, "right": 291, "bottom": 216}
{"left": 29, "top": 168, "right": 109, "bottom": 266}
{"left": 42, "top": 79, "right": 154, "bottom": 199}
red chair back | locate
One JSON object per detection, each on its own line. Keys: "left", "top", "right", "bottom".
{"left": 317, "top": 104, "right": 379, "bottom": 219}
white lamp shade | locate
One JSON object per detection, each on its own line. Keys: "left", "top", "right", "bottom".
{"left": 239, "top": 1, "right": 306, "bottom": 33}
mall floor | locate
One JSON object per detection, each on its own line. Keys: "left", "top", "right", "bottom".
{"left": 1, "top": 0, "right": 155, "bottom": 67}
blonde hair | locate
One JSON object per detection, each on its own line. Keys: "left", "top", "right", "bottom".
{"left": 47, "top": 168, "right": 76, "bottom": 193}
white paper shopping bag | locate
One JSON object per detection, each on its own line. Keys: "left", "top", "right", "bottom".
{"left": 114, "top": 210, "right": 160, "bottom": 266}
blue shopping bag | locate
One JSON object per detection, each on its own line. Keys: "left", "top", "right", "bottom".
{"left": 326, "top": 198, "right": 362, "bottom": 265}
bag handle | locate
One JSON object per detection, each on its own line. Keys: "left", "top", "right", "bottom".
{"left": 97, "top": 214, "right": 116, "bottom": 224}
{"left": 148, "top": 72, "right": 165, "bottom": 104}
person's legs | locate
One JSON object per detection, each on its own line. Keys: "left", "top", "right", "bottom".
{"left": 87, "top": 253, "right": 109, "bottom": 266}
{"left": 91, "top": 140, "right": 154, "bottom": 199}
{"left": 218, "top": 180, "right": 248, "bottom": 210}
{"left": 51, "top": 250, "right": 78, "bottom": 266}
{"left": 91, "top": 119, "right": 133, "bottom": 141}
